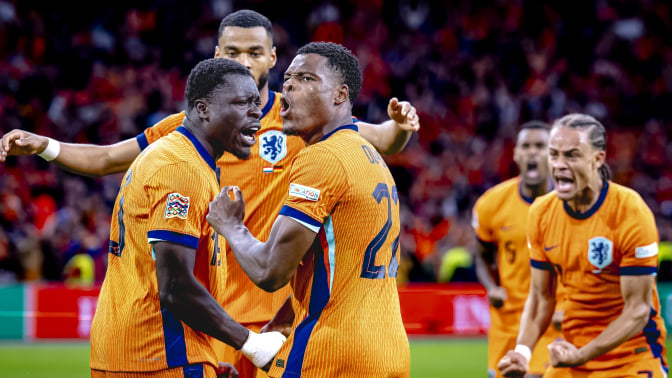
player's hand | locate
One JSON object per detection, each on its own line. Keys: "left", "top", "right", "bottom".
{"left": 551, "top": 310, "right": 564, "bottom": 331}
{"left": 487, "top": 286, "right": 508, "bottom": 308}
{"left": 387, "top": 97, "right": 420, "bottom": 132}
{"left": 548, "top": 340, "right": 584, "bottom": 367}
{"left": 207, "top": 186, "right": 245, "bottom": 235}
{"left": 0, "top": 129, "right": 49, "bottom": 162}
{"left": 240, "top": 330, "right": 286, "bottom": 369}
{"left": 216, "top": 362, "right": 239, "bottom": 378}
{"left": 497, "top": 350, "right": 528, "bottom": 377}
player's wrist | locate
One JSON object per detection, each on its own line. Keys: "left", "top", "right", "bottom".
{"left": 240, "top": 329, "right": 286, "bottom": 368}
{"left": 514, "top": 344, "right": 532, "bottom": 362}
{"left": 37, "top": 137, "right": 61, "bottom": 161}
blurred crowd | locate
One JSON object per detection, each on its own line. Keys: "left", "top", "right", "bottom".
{"left": 0, "top": 0, "right": 671, "bottom": 284}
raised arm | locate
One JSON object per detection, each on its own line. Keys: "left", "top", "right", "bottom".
{"left": 548, "top": 274, "right": 653, "bottom": 367}
{"left": 0, "top": 129, "right": 140, "bottom": 177}
{"left": 357, "top": 97, "right": 420, "bottom": 155}
{"left": 207, "top": 186, "right": 316, "bottom": 292}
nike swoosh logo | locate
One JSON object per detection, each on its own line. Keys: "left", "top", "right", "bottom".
{"left": 544, "top": 245, "right": 559, "bottom": 252}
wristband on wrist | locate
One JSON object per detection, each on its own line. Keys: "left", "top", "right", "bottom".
{"left": 514, "top": 344, "right": 532, "bottom": 362}
{"left": 38, "top": 138, "right": 61, "bottom": 161}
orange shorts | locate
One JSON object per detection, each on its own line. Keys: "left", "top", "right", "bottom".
{"left": 544, "top": 357, "right": 668, "bottom": 378}
{"left": 489, "top": 327, "right": 562, "bottom": 378}
{"left": 91, "top": 363, "right": 216, "bottom": 378}
{"left": 212, "top": 321, "right": 269, "bottom": 378}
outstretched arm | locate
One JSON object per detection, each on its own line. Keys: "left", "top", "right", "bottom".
{"left": 207, "top": 186, "right": 316, "bottom": 292}
{"left": 357, "top": 97, "right": 420, "bottom": 155}
{"left": 474, "top": 239, "right": 507, "bottom": 308}
{"left": 0, "top": 129, "right": 140, "bottom": 177}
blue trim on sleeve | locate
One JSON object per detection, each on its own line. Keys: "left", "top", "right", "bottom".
{"left": 319, "top": 124, "right": 358, "bottom": 142}
{"left": 620, "top": 266, "right": 658, "bottom": 276}
{"left": 564, "top": 181, "right": 609, "bottom": 220}
{"left": 161, "top": 308, "right": 188, "bottom": 368}
{"left": 279, "top": 206, "right": 322, "bottom": 229}
{"left": 260, "top": 90, "right": 276, "bottom": 119}
{"left": 136, "top": 132, "right": 149, "bottom": 150}
{"left": 176, "top": 126, "right": 216, "bottom": 172}
{"left": 148, "top": 230, "right": 199, "bottom": 250}
{"left": 182, "top": 364, "right": 205, "bottom": 378}
{"left": 531, "top": 259, "right": 554, "bottom": 270}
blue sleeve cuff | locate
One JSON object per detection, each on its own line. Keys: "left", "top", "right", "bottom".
{"left": 148, "top": 230, "right": 199, "bottom": 249}
{"left": 279, "top": 205, "right": 321, "bottom": 233}
{"left": 136, "top": 132, "right": 149, "bottom": 150}
{"left": 531, "top": 259, "right": 554, "bottom": 271}
{"left": 620, "top": 266, "right": 657, "bottom": 276}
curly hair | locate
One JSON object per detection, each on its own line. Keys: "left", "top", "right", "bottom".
{"left": 296, "top": 41, "right": 362, "bottom": 104}
{"left": 185, "top": 58, "right": 252, "bottom": 111}
{"left": 218, "top": 10, "right": 273, "bottom": 44}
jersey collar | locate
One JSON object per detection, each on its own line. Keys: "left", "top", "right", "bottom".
{"left": 320, "top": 124, "right": 358, "bottom": 142}
{"left": 563, "top": 180, "right": 610, "bottom": 220}
{"left": 260, "top": 89, "right": 276, "bottom": 120}
{"left": 176, "top": 126, "right": 216, "bottom": 172}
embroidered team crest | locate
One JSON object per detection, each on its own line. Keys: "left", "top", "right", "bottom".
{"left": 588, "top": 236, "right": 613, "bottom": 272}
{"left": 164, "top": 193, "right": 190, "bottom": 219}
{"left": 260, "top": 130, "right": 287, "bottom": 164}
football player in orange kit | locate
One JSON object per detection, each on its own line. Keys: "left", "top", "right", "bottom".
{"left": 207, "top": 42, "right": 410, "bottom": 378}
{"left": 0, "top": 10, "right": 419, "bottom": 378}
{"left": 498, "top": 113, "right": 668, "bottom": 378}
{"left": 90, "top": 58, "right": 286, "bottom": 378}
{"left": 472, "top": 121, "right": 563, "bottom": 378}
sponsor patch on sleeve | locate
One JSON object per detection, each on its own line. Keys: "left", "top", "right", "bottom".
{"left": 289, "top": 183, "right": 320, "bottom": 202}
{"left": 164, "top": 192, "right": 190, "bottom": 219}
{"left": 635, "top": 242, "right": 658, "bottom": 258}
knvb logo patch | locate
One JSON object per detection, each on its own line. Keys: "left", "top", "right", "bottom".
{"left": 164, "top": 192, "right": 190, "bottom": 219}
{"left": 260, "top": 130, "right": 287, "bottom": 164}
{"left": 588, "top": 236, "right": 613, "bottom": 273}
{"left": 289, "top": 183, "right": 320, "bottom": 201}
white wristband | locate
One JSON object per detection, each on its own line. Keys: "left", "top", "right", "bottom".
{"left": 38, "top": 137, "right": 61, "bottom": 161}
{"left": 240, "top": 330, "right": 286, "bottom": 368}
{"left": 514, "top": 344, "right": 532, "bottom": 362}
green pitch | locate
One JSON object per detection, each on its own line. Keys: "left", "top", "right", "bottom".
{"left": 0, "top": 338, "right": 669, "bottom": 377}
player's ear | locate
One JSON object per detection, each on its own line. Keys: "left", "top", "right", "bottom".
{"left": 594, "top": 149, "right": 606, "bottom": 169}
{"left": 269, "top": 46, "right": 277, "bottom": 69}
{"left": 334, "top": 84, "right": 349, "bottom": 105}
{"left": 195, "top": 99, "right": 209, "bottom": 119}
{"left": 214, "top": 45, "right": 221, "bottom": 59}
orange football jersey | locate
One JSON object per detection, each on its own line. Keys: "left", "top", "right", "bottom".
{"left": 267, "top": 125, "right": 410, "bottom": 378}
{"left": 90, "top": 127, "right": 222, "bottom": 372}
{"left": 138, "top": 90, "right": 299, "bottom": 322}
{"left": 528, "top": 181, "right": 668, "bottom": 372}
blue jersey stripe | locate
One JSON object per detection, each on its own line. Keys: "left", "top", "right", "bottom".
{"left": 620, "top": 266, "right": 657, "bottom": 276}
{"left": 324, "top": 216, "right": 336, "bottom": 291}
{"left": 642, "top": 308, "right": 669, "bottom": 374}
{"left": 530, "top": 259, "right": 554, "bottom": 270}
{"left": 182, "top": 363, "right": 205, "bottom": 377}
{"left": 136, "top": 132, "right": 149, "bottom": 150}
{"left": 160, "top": 308, "right": 188, "bottom": 368}
{"left": 148, "top": 230, "right": 199, "bottom": 249}
{"left": 284, "top": 232, "right": 331, "bottom": 376}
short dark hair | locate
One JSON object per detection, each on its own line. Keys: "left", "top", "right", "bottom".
{"left": 519, "top": 120, "right": 551, "bottom": 132}
{"left": 218, "top": 10, "right": 273, "bottom": 43}
{"left": 296, "top": 41, "right": 362, "bottom": 104}
{"left": 185, "top": 58, "right": 252, "bottom": 111}
{"left": 553, "top": 113, "right": 611, "bottom": 181}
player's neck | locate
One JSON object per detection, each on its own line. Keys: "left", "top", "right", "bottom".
{"left": 520, "top": 179, "right": 551, "bottom": 200}
{"left": 303, "top": 114, "right": 354, "bottom": 146}
{"left": 260, "top": 83, "right": 270, "bottom": 109}
{"left": 566, "top": 177, "right": 604, "bottom": 213}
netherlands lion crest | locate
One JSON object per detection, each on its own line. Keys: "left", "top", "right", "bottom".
{"left": 588, "top": 236, "right": 613, "bottom": 273}
{"left": 259, "top": 130, "right": 287, "bottom": 164}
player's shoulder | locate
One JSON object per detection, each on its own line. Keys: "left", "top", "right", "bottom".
{"left": 606, "top": 181, "right": 651, "bottom": 214}
{"left": 529, "top": 190, "right": 558, "bottom": 214}
{"left": 475, "top": 177, "right": 520, "bottom": 207}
